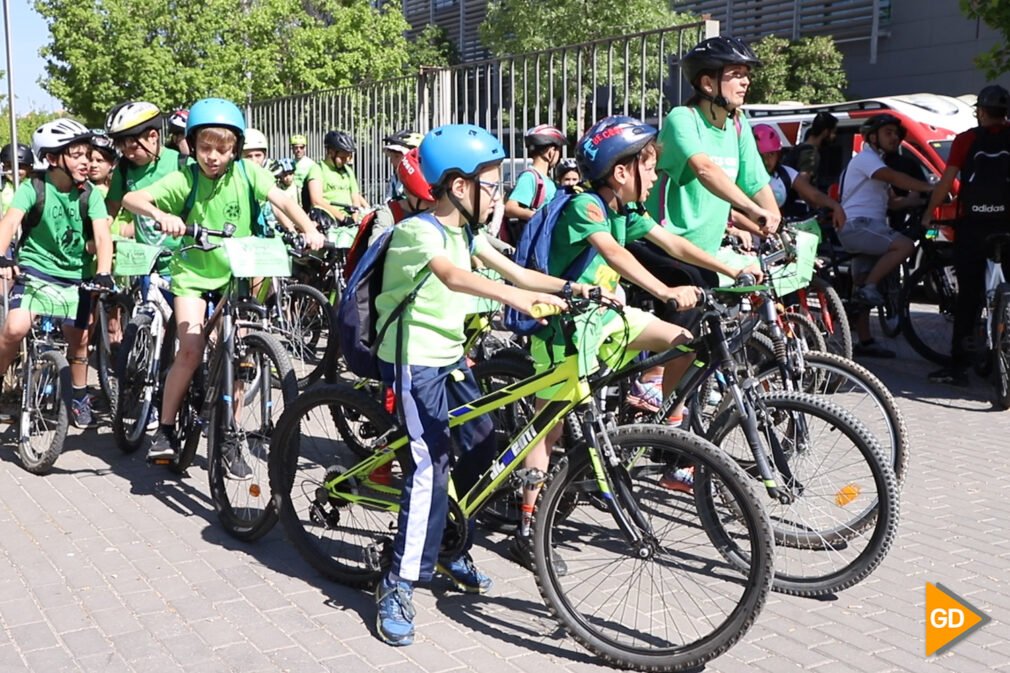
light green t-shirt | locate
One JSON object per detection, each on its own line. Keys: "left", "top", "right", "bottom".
{"left": 306, "top": 160, "right": 359, "bottom": 210}
{"left": 646, "top": 106, "right": 769, "bottom": 254}
{"left": 376, "top": 214, "right": 489, "bottom": 367}
{"left": 141, "top": 159, "right": 275, "bottom": 295}
{"left": 0, "top": 179, "right": 14, "bottom": 216}
{"left": 108, "top": 147, "right": 184, "bottom": 269}
{"left": 292, "top": 156, "right": 316, "bottom": 206}
{"left": 509, "top": 167, "right": 557, "bottom": 212}
{"left": 10, "top": 177, "right": 109, "bottom": 280}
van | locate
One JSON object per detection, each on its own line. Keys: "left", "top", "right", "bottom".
{"left": 744, "top": 93, "right": 976, "bottom": 222}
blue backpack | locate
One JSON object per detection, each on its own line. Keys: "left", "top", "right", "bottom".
{"left": 337, "top": 212, "right": 471, "bottom": 380}
{"left": 503, "top": 189, "right": 607, "bottom": 336}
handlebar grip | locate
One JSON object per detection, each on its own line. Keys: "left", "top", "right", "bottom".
{"left": 530, "top": 303, "right": 563, "bottom": 319}
{"left": 736, "top": 273, "right": 757, "bottom": 287}
{"left": 666, "top": 298, "right": 680, "bottom": 312}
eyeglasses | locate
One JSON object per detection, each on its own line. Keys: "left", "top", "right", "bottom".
{"left": 722, "top": 69, "right": 751, "bottom": 81}
{"left": 477, "top": 180, "right": 502, "bottom": 198}
{"left": 114, "top": 136, "right": 140, "bottom": 149}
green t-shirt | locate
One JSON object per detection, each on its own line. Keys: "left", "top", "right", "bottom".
{"left": 376, "top": 215, "right": 489, "bottom": 367}
{"left": 292, "top": 156, "right": 316, "bottom": 206}
{"left": 10, "top": 177, "right": 109, "bottom": 280}
{"left": 0, "top": 179, "right": 14, "bottom": 216}
{"left": 509, "top": 168, "right": 557, "bottom": 212}
{"left": 646, "top": 106, "right": 769, "bottom": 254}
{"left": 306, "top": 160, "right": 359, "bottom": 209}
{"left": 141, "top": 159, "right": 275, "bottom": 294}
{"left": 548, "top": 193, "right": 655, "bottom": 292}
{"left": 108, "top": 147, "right": 184, "bottom": 266}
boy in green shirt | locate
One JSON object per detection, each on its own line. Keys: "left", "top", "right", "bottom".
{"left": 372, "top": 124, "right": 590, "bottom": 647}
{"left": 289, "top": 134, "right": 315, "bottom": 207}
{"left": 122, "top": 98, "right": 325, "bottom": 473}
{"left": 515, "top": 115, "right": 760, "bottom": 567}
{"left": 305, "top": 130, "right": 369, "bottom": 221}
{"left": 0, "top": 120, "right": 115, "bottom": 428}
{"left": 501, "top": 124, "right": 565, "bottom": 244}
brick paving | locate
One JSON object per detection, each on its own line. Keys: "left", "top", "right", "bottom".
{"left": 0, "top": 330, "right": 1005, "bottom": 673}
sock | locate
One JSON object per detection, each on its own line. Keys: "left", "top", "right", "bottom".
{"left": 72, "top": 386, "right": 88, "bottom": 402}
{"left": 519, "top": 504, "right": 535, "bottom": 536}
{"left": 666, "top": 414, "right": 684, "bottom": 428}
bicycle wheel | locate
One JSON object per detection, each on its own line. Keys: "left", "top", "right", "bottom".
{"left": 533, "top": 426, "right": 773, "bottom": 672}
{"left": 18, "top": 350, "right": 70, "bottom": 475}
{"left": 900, "top": 263, "right": 957, "bottom": 366}
{"left": 277, "top": 283, "right": 338, "bottom": 389}
{"left": 112, "top": 313, "right": 156, "bottom": 454}
{"left": 991, "top": 290, "right": 1010, "bottom": 410}
{"left": 755, "top": 350, "right": 909, "bottom": 486}
{"left": 172, "top": 363, "right": 207, "bottom": 475}
{"left": 707, "top": 390, "right": 900, "bottom": 596}
{"left": 877, "top": 271, "right": 903, "bottom": 338}
{"left": 270, "top": 383, "right": 401, "bottom": 589}
{"left": 471, "top": 352, "right": 536, "bottom": 534}
{"left": 780, "top": 311, "right": 827, "bottom": 353}
{"left": 207, "top": 331, "right": 297, "bottom": 541}
{"left": 803, "top": 277, "right": 853, "bottom": 359}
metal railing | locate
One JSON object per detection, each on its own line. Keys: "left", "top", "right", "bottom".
{"left": 249, "top": 19, "right": 718, "bottom": 204}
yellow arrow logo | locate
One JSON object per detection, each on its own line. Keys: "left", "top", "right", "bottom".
{"left": 925, "top": 582, "right": 991, "bottom": 656}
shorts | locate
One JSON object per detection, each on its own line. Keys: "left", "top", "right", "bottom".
{"left": 837, "top": 217, "right": 904, "bottom": 256}
{"left": 171, "top": 273, "right": 230, "bottom": 300}
{"left": 8, "top": 267, "right": 92, "bottom": 329}
{"left": 530, "top": 306, "right": 656, "bottom": 400}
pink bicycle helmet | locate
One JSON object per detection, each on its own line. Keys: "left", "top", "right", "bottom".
{"left": 752, "top": 124, "right": 782, "bottom": 154}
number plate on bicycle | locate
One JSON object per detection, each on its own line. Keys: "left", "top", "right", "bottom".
{"left": 22, "top": 280, "right": 79, "bottom": 319}
{"left": 114, "top": 241, "right": 163, "bottom": 276}
{"left": 222, "top": 237, "right": 292, "bottom": 278}
{"left": 327, "top": 226, "right": 358, "bottom": 249}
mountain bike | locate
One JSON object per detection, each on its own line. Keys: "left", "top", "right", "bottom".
{"left": 270, "top": 290, "right": 774, "bottom": 672}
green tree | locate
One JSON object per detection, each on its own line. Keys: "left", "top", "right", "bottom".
{"left": 408, "top": 24, "right": 461, "bottom": 70}
{"left": 34, "top": 0, "right": 446, "bottom": 125}
{"left": 961, "top": 0, "right": 1010, "bottom": 78}
{"left": 0, "top": 109, "right": 65, "bottom": 147}
{"left": 748, "top": 35, "right": 847, "bottom": 105}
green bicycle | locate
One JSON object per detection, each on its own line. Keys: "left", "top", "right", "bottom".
{"left": 269, "top": 291, "right": 774, "bottom": 672}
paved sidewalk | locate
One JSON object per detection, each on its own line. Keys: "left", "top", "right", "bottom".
{"left": 0, "top": 333, "right": 1006, "bottom": 673}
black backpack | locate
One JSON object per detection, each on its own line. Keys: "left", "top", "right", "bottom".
{"left": 21, "top": 174, "right": 94, "bottom": 247}
{"left": 959, "top": 126, "right": 1010, "bottom": 221}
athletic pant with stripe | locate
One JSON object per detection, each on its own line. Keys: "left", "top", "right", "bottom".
{"left": 379, "top": 359, "right": 497, "bottom": 583}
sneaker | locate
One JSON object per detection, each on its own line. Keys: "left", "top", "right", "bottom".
{"left": 147, "top": 429, "right": 180, "bottom": 463}
{"left": 626, "top": 377, "right": 664, "bottom": 412}
{"left": 853, "top": 285, "right": 885, "bottom": 307}
{"left": 852, "top": 339, "right": 896, "bottom": 359}
{"left": 436, "top": 553, "right": 493, "bottom": 594}
{"left": 222, "top": 434, "right": 253, "bottom": 481}
{"left": 509, "top": 530, "right": 568, "bottom": 576}
{"left": 374, "top": 577, "right": 415, "bottom": 646}
{"left": 70, "top": 396, "right": 95, "bottom": 428}
{"left": 927, "top": 366, "right": 970, "bottom": 388}
{"left": 660, "top": 466, "right": 694, "bottom": 494}
{"left": 145, "top": 406, "right": 160, "bottom": 431}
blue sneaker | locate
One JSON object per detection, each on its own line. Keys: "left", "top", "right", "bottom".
{"left": 71, "top": 396, "right": 95, "bottom": 428}
{"left": 436, "top": 553, "right": 493, "bottom": 594}
{"left": 374, "top": 577, "right": 415, "bottom": 646}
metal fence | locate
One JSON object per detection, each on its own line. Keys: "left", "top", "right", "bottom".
{"left": 249, "top": 19, "right": 719, "bottom": 203}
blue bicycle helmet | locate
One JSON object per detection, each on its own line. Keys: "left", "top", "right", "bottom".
{"left": 419, "top": 124, "right": 505, "bottom": 186}
{"left": 576, "top": 116, "right": 658, "bottom": 183}
{"left": 186, "top": 98, "right": 246, "bottom": 151}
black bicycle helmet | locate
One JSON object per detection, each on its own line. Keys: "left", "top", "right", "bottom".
{"left": 0, "top": 143, "right": 34, "bottom": 167}
{"left": 976, "top": 85, "right": 1010, "bottom": 110}
{"left": 860, "top": 113, "right": 903, "bottom": 138}
{"left": 324, "top": 130, "right": 355, "bottom": 153}
{"left": 90, "top": 131, "right": 117, "bottom": 159}
{"left": 554, "top": 157, "right": 579, "bottom": 181}
{"left": 681, "top": 36, "right": 762, "bottom": 87}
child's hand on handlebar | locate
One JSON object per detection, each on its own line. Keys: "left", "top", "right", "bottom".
{"left": 518, "top": 290, "right": 568, "bottom": 324}
{"left": 155, "top": 214, "right": 187, "bottom": 238}
{"left": 664, "top": 285, "right": 701, "bottom": 311}
{"left": 302, "top": 229, "right": 326, "bottom": 251}
{"left": 736, "top": 262, "right": 764, "bottom": 283}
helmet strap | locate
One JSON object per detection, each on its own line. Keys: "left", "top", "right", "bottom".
{"left": 137, "top": 132, "right": 161, "bottom": 162}
{"left": 446, "top": 180, "right": 482, "bottom": 230}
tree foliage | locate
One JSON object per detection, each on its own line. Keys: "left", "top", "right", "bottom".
{"left": 748, "top": 35, "right": 847, "bottom": 105}
{"left": 34, "top": 0, "right": 450, "bottom": 125}
{"left": 0, "top": 109, "right": 65, "bottom": 147}
{"left": 961, "top": 0, "right": 1010, "bottom": 78}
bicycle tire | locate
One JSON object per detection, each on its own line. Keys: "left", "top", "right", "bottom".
{"left": 171, "top": 363, "right": 207, "bottom": 475}
{"left": 208, "top": 331, "right": 297, "bottom": 541}
{"left": 754, "top": 350, "right": 910, "bottom": 487}
{"left": 270, "top": 383, "right": 400, "bottom": 588}
{"left": 278, "top": 283, "right": 338, "bottom": 389}
{"left": 900, "top": 263, "right": 956, "bottom": 366}
{"left": 780, "top": 311, "right": 827, "bottom": 353}
{"left": 706, "top": 390, "right": 900, "bottom": 597}
{"left": 804, "top": 276, "right": 853, "bottom": 359}
{"left": 112, "top": 313, "right": 156, "bottom": 454}
{"left": 471, "top": 353, "right": 536, "bottom": 533}
{"left": 877, "top": 271, "right": 903, "bottom": 338}
{"left": 992, "top": 290, "right": 1010, "bottom": 410}
{"left": 96, "top": 294, "right": 131, "bottom": 416}
{"left": 533, "top": 426, "right": 773, "bottom": 672}
{"left": 18, "top": 350, "right": 70, "bottom": 475}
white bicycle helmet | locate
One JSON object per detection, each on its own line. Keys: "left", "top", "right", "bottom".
{"left": 244, "top": 128, "right": 269, "bottom": 152}
{"left": 106, "top": 101, "right": 162, "bottom": 137}
{"left": 32, "top": 119, "right": 92, "bottom": 159}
